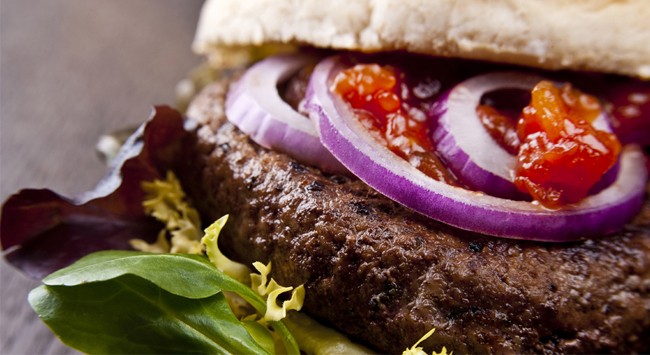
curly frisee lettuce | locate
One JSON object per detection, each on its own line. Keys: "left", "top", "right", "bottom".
{"left": 201, "top": 215, "right": 251, "bottom": 284}
{"left": 403, "top": 328, "right": 452, "bottom": 355}
{"left": 130, "top": 171, "right": 203, "bottom": 254}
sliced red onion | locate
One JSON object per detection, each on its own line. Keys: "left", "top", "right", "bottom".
{"left": 431, "top": 72, "right": 619, "bottom": 200}
{"left": 304, "top": 56, "right": 648, "bottom": 241}
{"left": 226, "top": 54, "right": 347, "bottom": 174}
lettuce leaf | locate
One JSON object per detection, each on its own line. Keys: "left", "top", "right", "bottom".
{"left": 201, "top": 215, "right": 251, "bottom": 284}
{"left": 0, "top": 106, "right": 189, "bottom": 279}
{"left": 29, "top": 251, "right": 275, "bottom": 354}
{"left": 402, "top": 328, "right": 451, "bottom": 355}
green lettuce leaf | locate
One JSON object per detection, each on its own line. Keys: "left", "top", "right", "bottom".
{"left": 30, "top": 276, "right": 268, "bottom": 354}
{"left": 42, "top": 250, "right": 265, "bottom": 313}
{"left": 28, "top": 250, "right": 292, "bottom": 354}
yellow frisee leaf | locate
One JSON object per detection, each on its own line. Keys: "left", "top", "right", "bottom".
{"left": 251, "top": 262, "right": 305, "bottom": 322}
{"left": 403, "top": 328, "right": 452, "bottom": 355}
{"left": 130, "top": 230, "right": 170, "bottom": 253}
{"left": 131, "top": 171, "right": 202, "bottom": 254}
{"left": 250, "top": 261, "right": 270, "bottom": 296}
{"left": 265, "top": 280, "right": 305, "bottom": 322}
{"left": 201, "top": 215, "right": 251, "bottom": 284}
{"left": 200, "top": 216, "right": 305, "bottom": 323}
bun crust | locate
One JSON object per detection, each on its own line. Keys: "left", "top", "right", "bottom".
{"left": 193, "top": 0, "right": 650, "bottom": 79}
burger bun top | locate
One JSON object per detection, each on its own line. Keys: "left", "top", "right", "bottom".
{"left": 194, "top": 0, "right": 650, "bottom": 79}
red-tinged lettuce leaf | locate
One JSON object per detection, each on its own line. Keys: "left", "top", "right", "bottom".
{"left": 0, "top": 106, "right": 191, "bottom": 279}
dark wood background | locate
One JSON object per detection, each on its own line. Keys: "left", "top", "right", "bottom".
{"left": 1, "top": 1, "right": 204, "bottom": 353}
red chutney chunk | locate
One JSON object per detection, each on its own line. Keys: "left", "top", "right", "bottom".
{"left": 476, "top": 105, "right": 520, "bottom": 155}
{"left": 332, "top": 64, "right": 457, "bottom": 185}
{"left": 515, "top": 81, "right": 621, "bottom": 209}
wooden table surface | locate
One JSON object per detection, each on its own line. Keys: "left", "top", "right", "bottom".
{"left": 1, "top": 1, "right": 204, "bottom": 353}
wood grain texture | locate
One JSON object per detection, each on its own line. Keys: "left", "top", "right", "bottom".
{"left": 0, "top": 1, "right": 204, "bottom": 353}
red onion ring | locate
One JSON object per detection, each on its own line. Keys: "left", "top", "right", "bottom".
{"left": 431, "top": 72, "right": 540, "bottom": 199}
{"left": 304, "top": 56, "right": 648, "bottom": 241}
{"left": 431, "top": 72, "right": 616, "bottom": 200}
{"left": 226, "top": 54, "right": 347, "bottom": 174}
{"left": 431, "top": 72, "right": 620, "bottom": 200}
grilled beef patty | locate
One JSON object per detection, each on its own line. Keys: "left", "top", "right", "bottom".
{"left": 179, "top": 78, "right": 650, "bottom": 354}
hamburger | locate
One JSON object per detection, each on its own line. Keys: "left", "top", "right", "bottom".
{"left": 179, "top": 1, "right": 649, "bottom": 352}
{"left": 2, "top": 0, "right": 649, "bottom": 354}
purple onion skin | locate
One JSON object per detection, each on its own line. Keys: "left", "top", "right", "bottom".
{"left": 430, "top": 97, "right": 529, "bottom": 200}
{"left": 227, "top": 84, "right": 346, "bottom": 174}
{"left": 589, "top": 161, "right": 619, "bottom": 195}
{"left": 429, "top": 81, "right": 621, "bottom": 201}
{"left": 305, "top": 56, "right": 648, "bottom": 242}
{"left": 226, "top": 54, "right": 347, "bottom": 174}
{"left": 427, "top": 74, "right": 539, "bottom": 201}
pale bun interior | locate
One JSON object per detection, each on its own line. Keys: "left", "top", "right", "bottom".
{"left": 194, "top": 0, "right": 650, "bottom": 79}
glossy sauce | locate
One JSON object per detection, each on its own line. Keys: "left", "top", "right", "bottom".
{"left": 476, "top": 105, "right": 520, "bottom": 155}
{"left": 514, "top": 81, "right": 621, "bottom": 208}
{"left": 332, "top": 64, "right": 458, "bottom": 185}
